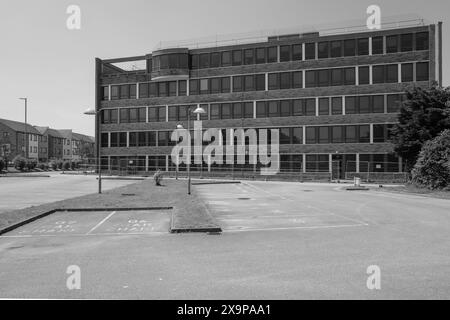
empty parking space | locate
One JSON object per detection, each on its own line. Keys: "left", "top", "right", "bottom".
{"left": 195, "top": 182, "right": 368, "bottom": 232}
{"left": 2, "top": 209, "right": 171, "bottom": 238}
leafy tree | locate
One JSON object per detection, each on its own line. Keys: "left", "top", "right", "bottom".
{"left": 390, "top": 85, "right": 450, "bottom": 171}
{"left": 411, "top": 129, "right": 450, "bottom": 189}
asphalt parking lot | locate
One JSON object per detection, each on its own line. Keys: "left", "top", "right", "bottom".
{"left": 0, "top": 180, "right": 449, "bottom": 299}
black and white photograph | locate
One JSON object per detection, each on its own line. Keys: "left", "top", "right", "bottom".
{"left": 0, "top": 0, "right": 449, "bottom": 308}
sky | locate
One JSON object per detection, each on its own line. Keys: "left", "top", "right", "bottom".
{"left": 0, "top": 0, "right": 448, "bottom": 136}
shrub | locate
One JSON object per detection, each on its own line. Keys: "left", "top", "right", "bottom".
{"left": 63, "top": 161, "right": 71, "bottom": 170}
{"left": 14, "top": 156, "right": 27, "bottom": 171}
{"left": 26, "top": 160, "right": 37, "bottom": 170}
{"left": 50, "top": 161, "right": 57, "bottom": 170}
{"left": 0, "top": 159, "right": 4, "bottom": 172}
{"left": 411, "top": 129, "right": 450, "bottom": 189}
{"left": 57, "top": 160, "right": 63, "bottom": 170}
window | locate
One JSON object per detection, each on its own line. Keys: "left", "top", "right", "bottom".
{"left": 256, "top": 101, "right": 266, "bottom": 118}
{"left": 292, "top": 128, "right": 302, "bottom": 144}
{"left": 386, "top": 35, "right": 398, "bottom": 53}
{"left": 178, "top": 105, "right": 188, "bottom": 121}
{"left": 199, "top": 53, "right": 210, "bottom": 68}
{"left": 319, "top": 98, "right": 329, "bottom": 115}
{"left": 101, "top": 133, "right": 108, "bottom": 147}
{"left": 332, "top": 126, "right": 343, "bottom": 143}
{"left": 387, "top": 94, "right": 401, "bottom": 113}
{"left": 386, "top": 64, "right": 399, "bottom": 83}
{"left": 129, "top": 108, "right": 138, "bottom": 122}
{"left": 168, "top": 81, "right": 177, "bottom": 96}
{"left": 373, "top": 124, "right": 386, "bottom": 143}
{"left": 256, "top": 74, "right": 265, "bottom": 91}
{"left": 244, "top": 49, "right": 254, "bottom": 65}
{"left": 344, "top": 68, "right": 355, "bottom": 85}
{"left": 119, "top": 132, "right": 127, "bottom": 147}
{"left": 415, "top": 32, "right": 429, "bottom": 50}
{"left": 221, "top": 77, "right": 230, "bottom": 93}
{"left": 306, "top": 127, "right": 317, "bottom": 144}
{"left": 292, "top": 44, "right": 302, "bottom": 60}
{"left": 372, "top": 36, "right": 384, "bottom": 54}
{"left": 318, "top": 69, "right": 329, "bottom": 87}
{"left": 318, "top": 42, "right": 329, "bottom": 59}
{"left": 280, "top": 45, "right": 291, "bottom": 62}
{"left": 401, "top": 33, "right": 413, "bottom": 52}
{"left": 189, "top": 79, "right": 199, "bottom": 95}
{"left": 149, "top": 131, "right": 157, "bottom": 146}
{"left": 280, "top": 128, "right": 291, "bottom": 144}
{"left": 305, "top": 99, "right": 316, "bottom": 116}
{"left": 149, "top": 83, "right": 157, "bottom": 97}
{"left": 359, "top": 125, "right": 370, "bottom": 143}
{"left": 157, "top": 106, "right": 166, "bottom": 122}
{"left": 210, "top": 104, "right": 220, "bottom": 119}
{"left": 255, "top": 48, "right": 266, "bottom": 64}
{"left": 200, "top": 79, "right": 209, "bottom": 94}
{"left": 292, "top": 99, "right": 304, "bottom": 116}
{"left": 210, "top": 78, "right": 221, "bottom": 94}
{"left": 345, "top": 126, "right": 357, "bottom": 143}
{"left": 221, "top": 51, "right": 231, "bottom": 66}
{"left": 359, "top": 66, "right": 370, "bottom": 85}
{"left": 139, "top": 83, "right": 148, "bottom": 98}
{"left": 110, "top": 133, "right": 118, "bottom": 147}
{"left": 232, "top": 76, "right": 243, "bottom": 92}
{"left": 416, "top": 62, "right": 429, "bottom": 81}
{"left": 148, "top": 108, "right": 157, "bottom": 122}
{"left": 401, "top": 63, "right": 414, "bottom": 82}
{"left": 110, "top": 109, "right": 118, "bottom": 123}
{"left": 280, "top": 100, "right": 291, "bottom": 116}
{"left": 111, "top": 85, "right": 119, "bottom": 100}
{"left": 268, "top": 101, "right": 279, "bottom": 117}
{"left": 176, "top": 80, "right": 186, "bottom": 96}
{"left": 331, "top": 68, "right": 343, "bottom": 86}
{"left": 292, "top": 71, "right": 302, "bottom": 88}
{"left": 345, "top": 96, "right": 357, "bottom": 114}
{"left": 357, "top": 38, "right": 369, "bottom": 55}
{"left": 120, "top": 108, "right": 129, "bottom": 123}
{"left": 232, "top": 103, "right": 242, "bottom": 119}
{"left": 244, "top": 102, "right": 253, "bottom": 118}
{"left": 372, "top": 65, "right": 385, "bottom": 84}
{"left": 268, "top": 73, "right": 279, "bottom": 90}
{"left": 372, "top": 95, "right": 384, "bottom": 113}
{"left": 102, "top": 109, "right": 110, "bottom": 123}
{"left": 359, "top": 96, "right": 370, "bottom": 114}
{"left": 331, "top": 97, "right": 342, "bottom": 115}
{"left": 219, "top": 103, "right": 230, "bottom": 119}
{"left": 102, "top": 86, "right": 109, "bottom": 100}
{"left": 280, "top": 72, "right": 291, "bottom": 89}
{"left": 120, "top": 84, "right": 129, "bottom": 99}
{"left": 305, "top": 43, "right": 315, "bottom": 60}
{"left": 168, "top": 106, "right": 177, "bottom": 121}
{"left": 267, "top": 46, "right": 277, "bottom": 62}
{"left": 129, "top": 132, "right": 137, "bottom": 147}
{"left": 158, "top": 131, "right": 168, "bottom": 146}
{"left": 344, "top": 39, "right": 356, "bottom": 56}
{"left": 232, "top": 50, "right": 242, "bottom": 66}
{"left": 159, "top": 82, "right": 167, "bottom": 96}
{"left": 244, "top": 75, "right": 254, "bottom": 91}
{"left": 211, "top": 52, "right": 220, "bottom": 67}
{"left": 330, "top": 41, "right": 342, "bottom": 57}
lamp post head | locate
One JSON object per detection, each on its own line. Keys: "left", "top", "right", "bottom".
{"left": 84, "top": 107, "right": 96, "bottom": 115}
{"left": 193, "top": 106, "right": 206, "bottom": 114}
{"left": 176, "top": 124, "right": 184, "bottom": 129}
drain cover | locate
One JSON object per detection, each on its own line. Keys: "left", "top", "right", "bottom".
{"left": 121, "top": 193, "right": 136, "bottom": 196}
{"left": 237, "top": 197, "right": 251, "bottom": 200}
{"left": 302, "top": 190, "right": 313, "bottom": 192}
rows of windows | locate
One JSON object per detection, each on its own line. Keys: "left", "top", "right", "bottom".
{"left": 102, "top": 61, "right": 429, "bottom": 100}
{"left": 152, "top": 54, "right": 189, "bottom": 71}
{"left": 100, "top": 93, "right": 405, "bottom": 124}
{"left": 189, "top": 32, "right": 429, "bottom": 69}
{"left": 101, "top": 123, "right": 394, "bottom": 148}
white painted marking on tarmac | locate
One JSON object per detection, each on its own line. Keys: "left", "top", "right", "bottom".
{"left": 224, "top": 223, "right": 368, "bottom": 233}
{"left": 86, "top": 211, "right": 116, "bottom": 234}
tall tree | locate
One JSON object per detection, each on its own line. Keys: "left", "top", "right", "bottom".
{"left": 390, "top": 84, "right": 450, "bottom": 171}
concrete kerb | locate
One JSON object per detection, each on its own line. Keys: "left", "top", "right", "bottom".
{"left": 0, "top": 206, "right": 173, "bottom": 236}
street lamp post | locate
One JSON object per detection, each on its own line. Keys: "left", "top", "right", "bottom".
{"left": 19, "top": 98, "right": 28, "bottom": 158}
{"left": 84, "top": 107, "right": 102, "bottom": 194}
{"left": 177, "top": 105, "right": 206, "bottom": 195}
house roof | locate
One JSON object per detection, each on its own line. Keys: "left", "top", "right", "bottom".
{"left": 0, "top": 118, "right": 41, "bottom": 135}
{"left": 72, "top": 132, "right": 95, "bottom": 143}
{"left": 46, "top": 128, "right": 63, "bottom": 138}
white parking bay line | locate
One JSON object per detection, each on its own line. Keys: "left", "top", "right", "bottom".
{"left": 86, "top": 211, "right": 116, "bottom": 235}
